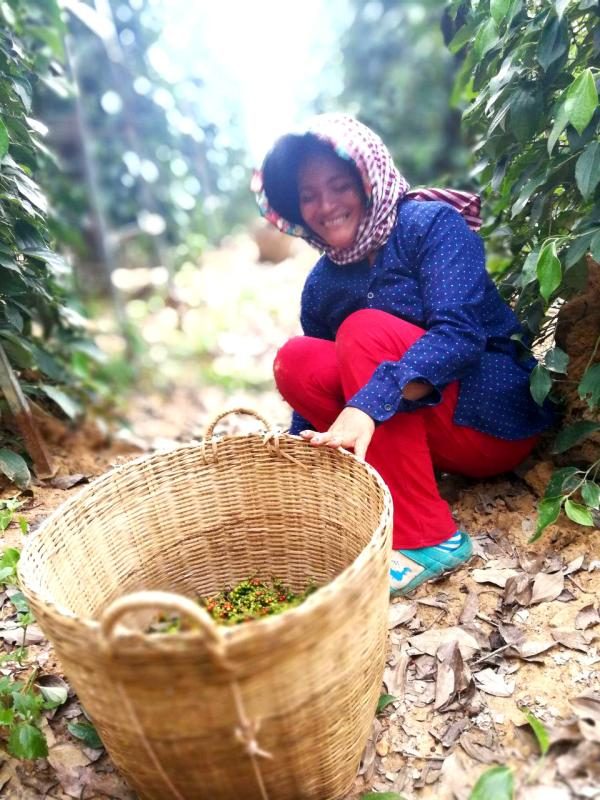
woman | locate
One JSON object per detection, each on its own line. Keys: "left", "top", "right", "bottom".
{"left": 252, "top": 114, "right": 553, "bottom": 595}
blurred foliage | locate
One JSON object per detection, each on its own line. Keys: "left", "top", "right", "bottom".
{"left": 331, "top": 0, "right": 470, "bottom": 185}
{"left": 0, "top": 0, "right": 100, "bottom": 465}
{"left": 33, "top": 0, "right": 253, "bottom": 293}
{"left": 447, "top": 0, "right": 600, "bottom": 535}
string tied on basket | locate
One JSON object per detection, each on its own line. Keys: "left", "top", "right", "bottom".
{"left": 231, "top": 680, "right": 273, "bottom": 800}
{"left": 262, "top": 429, "right": 309, "bottom": 471}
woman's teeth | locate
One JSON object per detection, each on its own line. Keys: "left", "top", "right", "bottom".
{"left": 323, "top": 214, "right": 349, "bottom": 228}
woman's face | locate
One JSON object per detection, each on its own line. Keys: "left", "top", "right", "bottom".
{"left": 298, "top": 151, "right": 365, "bottom": 249}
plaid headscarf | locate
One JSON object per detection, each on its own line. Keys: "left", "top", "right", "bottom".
{"left": 251, "top": 113, "right": 481, "bottom": 266}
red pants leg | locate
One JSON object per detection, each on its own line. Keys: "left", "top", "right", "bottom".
{"left": 274, "top": 310, "right": 538, "bottom": 549}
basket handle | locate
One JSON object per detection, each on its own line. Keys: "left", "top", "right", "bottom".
{"left": 204, "top": 408, "right": 269, "bottom": 440}
{"left": 99, "top": 590, "right": 229, "bottom": 668}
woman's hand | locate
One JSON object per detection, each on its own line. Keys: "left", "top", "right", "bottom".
{"left": 300, "top": 407, "right": 375, "bottom": 460}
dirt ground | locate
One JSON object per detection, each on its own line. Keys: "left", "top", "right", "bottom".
{"left": 0, "top": 238, "right": 598, "bottom": 799}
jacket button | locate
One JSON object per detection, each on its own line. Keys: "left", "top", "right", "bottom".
{"left": 384, "top": 404, "right": 392, "bottom": 411}
{"left": 367, "top": 292, "right": 374, "bottom": 299}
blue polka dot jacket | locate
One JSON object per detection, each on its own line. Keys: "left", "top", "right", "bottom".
{"left": 290, "top": 198, "right": 555, "bottom": 440}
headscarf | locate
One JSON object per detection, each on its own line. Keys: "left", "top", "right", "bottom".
{"left": 251, "top": 113, "right": 481, "bottom": 266}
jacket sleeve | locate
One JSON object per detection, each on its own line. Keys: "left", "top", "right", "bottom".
{"left": 347, "top": 206, "right": 488, "bottom": 423}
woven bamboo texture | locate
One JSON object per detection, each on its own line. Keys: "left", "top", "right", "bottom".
{"left": 19, "top": 409, "right": 393, "bottom": 800}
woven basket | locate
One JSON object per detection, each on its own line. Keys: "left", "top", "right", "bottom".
{"left": 19, "top": 409, "right": 393, "bottom": 800}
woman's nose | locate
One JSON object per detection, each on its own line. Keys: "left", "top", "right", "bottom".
{"left": 320, "top": 191, "right": 336, "bottom": 213}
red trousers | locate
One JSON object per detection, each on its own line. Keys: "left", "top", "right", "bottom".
{"left": 274, "top": 310, "right": 538, "bottom": 549}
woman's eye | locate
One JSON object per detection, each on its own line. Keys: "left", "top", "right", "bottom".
{"left": 333, "top": 183, "right": 352, "bottom": 193}
{"left": 300, "top": 195, "right": 315, "bottom": 204}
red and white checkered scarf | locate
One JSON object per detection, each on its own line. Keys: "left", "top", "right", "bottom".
{"left": 252, "top": 114, "right": 481, "bottom": 266}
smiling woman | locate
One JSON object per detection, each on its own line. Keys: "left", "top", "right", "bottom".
{"left": 254, "top": 113, "right": 555, "bottom": 598}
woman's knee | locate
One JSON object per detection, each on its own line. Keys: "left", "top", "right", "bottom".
{"left": 336, "top": 309, "right": 424, "bottom": 356}
{"left": 273, "top": 336, "right": 312, "bottom": 395}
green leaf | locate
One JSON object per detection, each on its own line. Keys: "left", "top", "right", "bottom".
{"left": 564, "top": 499, "right": 594, "bottom": 526}
{"left": 474, "top": 18, "right": 499, "bottom": 59}
{"left": 592, "top": 231, "right": 600, "bottom": 263}
{"left": 469, "top": 765, "right": 514, "bottom": 800}
{"left": 0, "top": 449, "right": 30, "bottom": 489}
{"left": 538, "top": 15, "right": 569, "bottom": 71}
{"left": 536, "top": 241, "right": 562, "bottom": 302}
{"left": 37, "top": 680, "right": 68, "bottom": 709}
{"left": 0, "top": 548, "right": 20, "bottom": 570}
{"left": 0, "top": 118, "right": 8, "bottom": 159}
{"left": 548, "top": 100, "right": 569, "bottom": 154}
{"left": 0, "top": 707, "right": 14, "bottom": 725}
{"left": 10, "top": 592, "right": 29, "bottom": 614}
{"left": 532, "top": 497, "right": 562, "bottom": 541}
{"left": 564, "top": 70, "right": 599, "bottom": 135}
{"left": 511, "top": 174, "right": 546, "bottom": 217}
{"left": 544, "top": 346, "right": 569, "bottom": 373}
{"left": 377, "top": 694, "right": 397, "bottom": 713}
{"left": 575, "top": 142, "right": 600, "bottom": 200}
{"left": 530, "top": 363, "right": 552, "bottom": 405}
{"left": 578, "top": 364, "right": 600, "bottom": 410}
{"left": 581, "top": 481, "right": 600, "bottom": 509}
{"left": 545, "top": 467, "right": 580, "bottom": 498}
{"left": 67, "top": 721, "right": 103, "bottom": 750}
{"left": 448, "top": 21, "right": 478, "bottom": 54}
{"left": 555, "top": 0, "right": 571, "bottom": 19}
{"left": 565, "top": 233, "right": 594, "bottom": 268}
{"left": 360, "top": 794, "right": 406, "bottom": 800}
{"left": 553, "top": 421, "right": 600, "bottom": 453}
{"left": 490, "top": 0, "right": 513, "bottom": 25}
{"left": 522, "top": 709, "right": 550, "bottom": 755}
{"left": 0, "top": 512, "right": 16, "bottom": 535}
{"left": 39, "top": 385, "right": 82, "bottom": 420}
{"left": 7, "top": 722, "right": 48, "bottom": 759}
{"left": 510, "top": 89, "right": 542, "bottom": 143}
{"left": 12, "top": 690, "right": 44, "bottom": 720}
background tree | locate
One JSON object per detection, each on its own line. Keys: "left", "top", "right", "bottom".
{"left": 0, "top": 0, "right": 96, "bottom": 484}
{"left": 32, "top": 0, "right": 253, "bottom": 296}
{"left": 446, "top": 0, "right": 600, "bottom": 535}
{"left": 333, "top": 0, "right": 470, "bottom": 185}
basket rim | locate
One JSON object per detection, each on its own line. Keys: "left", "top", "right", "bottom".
{"left": 19, "top": 433, "right": 393, "bottom": 644}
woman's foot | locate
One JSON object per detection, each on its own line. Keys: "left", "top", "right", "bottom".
{"left": 390, "top": 531, "right": 473, "bottom": 596}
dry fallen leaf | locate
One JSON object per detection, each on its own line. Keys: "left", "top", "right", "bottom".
{"left": 0, "top": 623, "right": 45, "bottom": 646}
{"left": 388, "top": 601, "right": 417, "bottom": 629}
{"left": 472, "top": 567, "right": 520, "bottom": 587}
{"left": 524, "top": 787, "right": 572, "bottom": 800}
{"left": 575, "top": 604, "right": 600, "bottom": 630}
{"left": 49, "top": 473, "right": 90, "bottom": 490}
{"left": 434, "top": 640, "right": 472, "bottom": 710}
{"left": 551, "top": 630, "right": 593, "bottom": 653}
{"left": 504, "top": 573, "right": 533, "bottom": 606}
{"left": 571, "top": 692, "right": 600, "bottom": 743}
{"left": 564, "top": 554, "right": 586, "bottom": 575}
{"left": 473, "top": 667, "right": 515, "bottom": 697}
{"left": 458, "top": 589, "right": 479, "bottom": 624}
{"left": 529, "top": 571, "right": 565, "bottom": 605}
{"left": 409, "top": 626, "right": 481, "bottom": 660}
{"left": 459, "top": 729, "right": 501, "bottom": 763}
{"left": 507, "top": 638, "right": 555, "bottom": 661}
{"left": 431, "top": 717, "right": 470, "bottom": 748}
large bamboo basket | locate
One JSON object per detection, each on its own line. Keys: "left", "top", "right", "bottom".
{"left": 19, "top": 410, "right": 393, "bottom": 800}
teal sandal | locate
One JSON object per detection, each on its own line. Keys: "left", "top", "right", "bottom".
{"left": 390, "top": 531, "right": 473, "bottom": 596}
